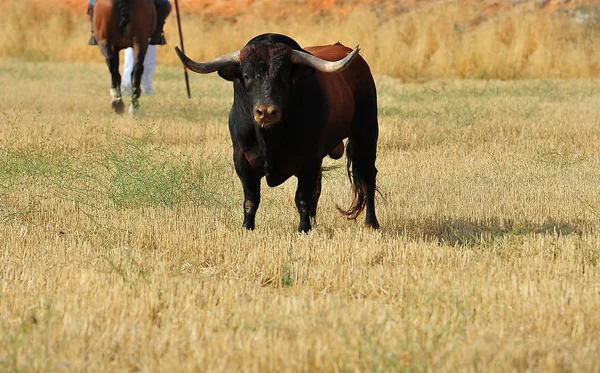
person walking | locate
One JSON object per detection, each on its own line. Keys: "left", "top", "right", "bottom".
{"left": 121, "top": 45, "right": 158, "bottom": 95}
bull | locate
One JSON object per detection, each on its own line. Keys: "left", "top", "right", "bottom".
{"left": 175, "top": 33, "right": 380, "bottom": 232}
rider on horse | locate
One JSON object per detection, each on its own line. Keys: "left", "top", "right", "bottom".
{"left": 87, "top": 0, "right": 170, "bottom": 46}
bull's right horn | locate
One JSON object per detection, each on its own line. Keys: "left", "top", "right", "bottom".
{"left": 291, "top": 46, "right": 360, "bottom": 73}
{"left": 174, "top": 46, "right": 240, "bottom": 74}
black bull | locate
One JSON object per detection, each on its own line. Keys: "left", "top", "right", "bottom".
{"left": 176, "top": 33, "right": 380, "bottom": 232}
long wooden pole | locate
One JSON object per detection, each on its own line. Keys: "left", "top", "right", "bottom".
{"left": 174, "top": 0, "right": 191, "bottom": 98}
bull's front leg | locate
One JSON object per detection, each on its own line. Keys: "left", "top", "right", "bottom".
{"left": 295, "top": 167, "right": 321, "bottom": 233}
{"left": 234, "top": 149, "right": 261, "bottom": 230}
{"left": 310, "top": 170, "right": 322, "bottom": 225}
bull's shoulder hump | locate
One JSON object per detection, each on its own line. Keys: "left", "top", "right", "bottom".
{"left": 304, "top": 44, "right": 354, "bottom": 62}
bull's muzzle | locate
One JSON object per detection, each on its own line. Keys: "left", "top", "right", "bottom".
{"left": 253, "top": 105, "right": 281, "bottom": 127}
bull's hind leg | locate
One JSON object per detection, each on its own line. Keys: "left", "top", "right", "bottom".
{"left": 129, "top": 42, "right": 148, "bottom": 116}
{"left": 234, "top": 149, "right": 261, "bottom": 230}
{"left": 100, "top": 43, "right": 124, "bottom": 114}
{"left": 296, "top": 166, "right": 322, "bottom": 233}
{"left": 347, "top": 96, "right": 380, "bottom": 229}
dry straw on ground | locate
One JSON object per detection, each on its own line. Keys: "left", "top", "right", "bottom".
{"left": 1, "top": 0, "right": 600, "bottom": 371}
{"left": 0, "top": 0, "right": 599, "bottom": 79}
{"left": 1, "top": 57, "right": 599, "bottom": 371}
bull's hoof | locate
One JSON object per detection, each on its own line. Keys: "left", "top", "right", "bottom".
{"left": 297, "top": 222, "right": 312, "bottom": 233}
{"left": 242, "top": 217, "right": 255, "bottom": 230}
{"left": 112, "top": 99, "right": 125, "bottom": 115}
{"left": 365, "top": 219, "right": 380, "bottom": 230}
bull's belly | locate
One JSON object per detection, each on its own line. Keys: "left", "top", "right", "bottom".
{"left": 243, "top": 150, "right": 291, "bottom": 187}
{"left": 265, "top": 171, "right": 291, "bottom": 187}
{"left": 328, "top": 142, "right": 345, "bottom": 159}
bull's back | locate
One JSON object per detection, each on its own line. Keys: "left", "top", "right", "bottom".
{"left": 304, "top": 43, "right": 376, "bottom": 154}
{"left": 305, "top": 43, "right": 375, "bottom": 94}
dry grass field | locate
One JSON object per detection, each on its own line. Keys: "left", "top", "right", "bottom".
{"left": 1, "top": 56, "right": 600, "bottom": 372}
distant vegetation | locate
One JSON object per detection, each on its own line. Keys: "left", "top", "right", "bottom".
{"left": 1, "top": 0, "right": 599, "bottom": 79}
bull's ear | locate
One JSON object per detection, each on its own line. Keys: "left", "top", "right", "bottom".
{"left": 218, "top": 65, "right": 241, "bottom": 82}
{"left": 291, "top": 64, "right": 315, "bottom": 84}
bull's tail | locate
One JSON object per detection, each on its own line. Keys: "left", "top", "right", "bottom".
{"left": 336, "top": 141, "right": 367, "bottom": 220}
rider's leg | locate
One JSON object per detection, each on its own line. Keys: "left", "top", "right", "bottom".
{"left": 149, "top": 0, "right": 171, "bottom": 45}
{"left": 123, "top": 46, "right": 157, "bottom": 95}
{"left": 87, "top": 1, "right": 97, "bottom": 45}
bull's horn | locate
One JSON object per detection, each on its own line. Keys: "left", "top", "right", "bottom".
{"left": 174, "top": 46, "right": 240, "bottom": 74}
{"left": 291, "top": 46, "right": 360, "bottom": 73}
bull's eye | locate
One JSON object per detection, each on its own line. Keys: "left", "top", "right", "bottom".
{"left": 243, "top": 74, "right": 250, "bottom": 82}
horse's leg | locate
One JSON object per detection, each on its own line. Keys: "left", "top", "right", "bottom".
{"left": 100, "top": 43, "right": 124, "bottom": 115}
{"left": 129, "top": 41, "right": 148, "bottom": 116}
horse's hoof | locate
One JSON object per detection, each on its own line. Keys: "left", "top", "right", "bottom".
{"left": 112, "top": 99, "right": 125, "bottom": 115}
{"left": 128, "top": 103, "right": 136, "bottom": 117}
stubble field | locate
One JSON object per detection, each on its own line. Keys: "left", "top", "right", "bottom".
{"left": 1, "top": 58, "right": 600, "bottom": 372}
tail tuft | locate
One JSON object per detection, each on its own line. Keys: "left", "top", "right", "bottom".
{"left": 336, "top": 142, "right": 366, "bottom": 220}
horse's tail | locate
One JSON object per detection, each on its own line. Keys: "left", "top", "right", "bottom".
{"left": 336, "top": 141, "right": 366, "bottom": 220}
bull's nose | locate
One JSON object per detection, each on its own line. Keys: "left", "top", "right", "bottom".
{"left": 253, "top": 105, "right": 281, "bottom": 126}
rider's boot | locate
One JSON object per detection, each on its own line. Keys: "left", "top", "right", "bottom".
{"left": 149, "top": 1, "right": 171, "bottom": 45}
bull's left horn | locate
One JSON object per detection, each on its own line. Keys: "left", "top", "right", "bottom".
{"left": 174, "top": 46, "right": 241, "bottom": 74}
{"left": 291, "top": 46, "right": 360, "bottom": 73}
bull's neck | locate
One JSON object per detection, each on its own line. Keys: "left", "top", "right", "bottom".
{"left": 255, "top": 125, "right": 290, "bottom": 187}
{"left": 256, "top": 121, "right": 285, "bottom": 164}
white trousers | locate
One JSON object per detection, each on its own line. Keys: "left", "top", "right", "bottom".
{"left": 122, "top": 45, "right": 157, "bottom": 90}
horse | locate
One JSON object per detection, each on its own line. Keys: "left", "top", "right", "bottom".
{"left": 93, "top": 0, "right": 155, "bottom": 115}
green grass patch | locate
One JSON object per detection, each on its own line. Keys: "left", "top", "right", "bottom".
{"left": 0, "top": 129, "right": 213, "bottom": 224}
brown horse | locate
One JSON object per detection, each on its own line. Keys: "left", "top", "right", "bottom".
{"left": 93, "top": 0, "right": 155, "bottom": 115}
